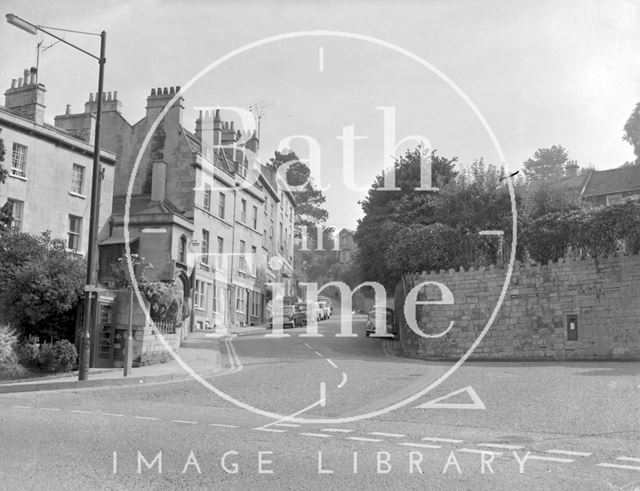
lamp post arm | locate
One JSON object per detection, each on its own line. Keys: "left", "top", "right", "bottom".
{"left": 34, "top": 24, "right": 101, "bottom": 61}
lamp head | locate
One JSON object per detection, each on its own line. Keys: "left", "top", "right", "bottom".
{"left": 6, "top": 14, "right": 38, "bottom": 35}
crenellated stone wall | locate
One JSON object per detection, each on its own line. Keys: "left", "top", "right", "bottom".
{"left": 395, "top": 254, "right": 640, "bottom": 360}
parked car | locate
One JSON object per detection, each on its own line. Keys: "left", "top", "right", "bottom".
{"left": 309, "top": 301, "right": 324, "bottom": 321}
{"left": 317, "top": 296, "right": 333, "bottom": 316}
{"left": 268, "top": 305, "right": 296, "bottom": 329}
{"left": 317, "top": 301, "right": 330, "bottom": 320}
{"left": 292, "top": 303, "right": 308, "bottom": 327}
{"left": 365, "top": 306, "right": 397, "bottom": 338}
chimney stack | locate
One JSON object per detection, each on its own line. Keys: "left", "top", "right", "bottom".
{"left": 565, "top": 160, "right": 579, "bottom": 178}
{"left": 4, "top": 67, "right": 46, "bottom": 124}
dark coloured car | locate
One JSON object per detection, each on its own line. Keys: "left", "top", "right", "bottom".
{"left": 268, "top": 305, "right": 296, "bottom": 329}
{"left": 365, "top": 306, "right": 396, "bottom": 338}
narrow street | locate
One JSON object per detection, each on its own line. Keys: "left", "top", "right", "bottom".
{"left": 1, "top": 313, "right": 638, "bottom": 490}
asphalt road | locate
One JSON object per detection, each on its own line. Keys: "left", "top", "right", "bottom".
{"left": 1, "top": 314, "right": 639, "bottom": 490}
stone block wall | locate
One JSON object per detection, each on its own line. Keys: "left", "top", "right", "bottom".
{"left": 395, "top": 254, "right": 640, "bottom": 360}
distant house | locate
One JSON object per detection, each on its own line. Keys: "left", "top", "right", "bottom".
{"left": 553, "top": 161, "right": 640, "bottom": 206}
{"left": 581, "top": 165, "right": 640, "bottom": 206}
{"left": 337, "top": 228, "right": 357, "bottom": 264}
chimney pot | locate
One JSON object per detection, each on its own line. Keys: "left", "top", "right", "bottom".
{"left": 151, "top": 88, "right": 156, "bottom": 96}
{"left": 107, "top": 91, "right": 112, "bottom": 101}
{"left": 65, "top": 104, "right": 71, "bottom": 115}
{"left": 163, "top": 87, "right": 168, "bottom": 95}
{"left": 11, "top": 79, "right": 17, "bottom": 89}
{"left": 89, "top": 92, "right": 94, "bottom": 102}
{"left": 113, "top": 90, "right": 118, "bottom": 100}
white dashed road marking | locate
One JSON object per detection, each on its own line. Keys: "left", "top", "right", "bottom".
{"left": 10, "top": 405, "right": 31, "bottom": 409}
{"left": 617, "top": 456, "right": 640, "bottom": 463}
{"left": 209, "top": 423, "right": 238, "bottom": 428}
{"left": 273, "top": 423, "right": 300, "bottom": 428}
{"left": 70, "top": 410, "right": 93, "bottom": 415}
{"left": 597, "top": 463, "right": 640, "bottom": 471}
{"left": 477, "top": 443, "right": 524, "bottom": 450}
{"left": 135, "top": 416, "right": 160, "bottom": 421}
{"left": 325, "top": 358, "right": 338, "bottom": 369}
{"left": 102, "top": 413, "right": 124, "bottom": 417}
{"left": 423, "top": 437, "right": 464, "bottom": 443}
{"left": 546, "top": 449, "right": 592, "bottom": 457}
{"left": 369, "top": 432, "right": 405, "bottom": 438}
{"left": 171, "top": 419, "right": 197, "bottom": 425}
{"left": 398, "top": 442, "right": 442, "bottom": 449}
{"left": 39, "top": 407, "right": 60, "bottom": 412}
{"left": 347, "top": 437, "right": 383, "bottom": 443}
{"left": 300, "top": 432, "right": 332, "bottom": 438}
{"left": 527, "top": 455, "right": 574, "bottom": 464}
{"left": 321, "top": 428, "right": 353, "bottom": 433}
{"left": 253, "top": 427, "right": 286, "bottom": 433}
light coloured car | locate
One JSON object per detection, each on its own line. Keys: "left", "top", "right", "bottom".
{"left": 317, "top": 301, "right": 330, "bottom": 320}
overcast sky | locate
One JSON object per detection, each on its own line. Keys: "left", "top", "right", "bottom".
{"left": 1, "top": 0, "right": 639, "bottom": 230}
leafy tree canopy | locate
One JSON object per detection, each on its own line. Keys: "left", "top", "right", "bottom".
{"left": 268, "top": 150, "right": 329, "bottom": 232}
{"left": 623, "top": 102, "right": 640, "bottom": 164}
{"left": 0, "top": 231, "right": 86, "bottom": 340}
{"left": 522, "top": 145, "right": 568, "bottom": 182}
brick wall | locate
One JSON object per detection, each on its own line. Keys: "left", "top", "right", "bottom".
{"left": 395, "top": 254, "right": 640, "bottom": 360}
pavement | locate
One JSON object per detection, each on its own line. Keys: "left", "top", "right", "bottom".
{"left": 0, "top": 324, "right": 268, "bottom": 394}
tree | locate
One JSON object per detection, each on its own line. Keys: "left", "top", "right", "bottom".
{"left": 522, "top": 145, "right": 568, "bottom": 182}
{"left": 0, "top": 231, "right": 86, "bottom": 341}
{"left": 268, "top": 150, "right": 329, "bottom": 232}
{"left": 623, "top": 102, "right": 640, "bottom": 165}
{"left": 354, "top": 148, "right": 458, "bottom": 288}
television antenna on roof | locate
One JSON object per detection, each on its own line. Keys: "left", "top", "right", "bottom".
{"left": 249, "top": 101, "right": 272, "bottom": 143}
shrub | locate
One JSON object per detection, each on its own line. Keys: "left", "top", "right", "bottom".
{"left": 0, "top": 324, "right": 21, "bottom": 376}
{"left": 16, "top": 335, "right": 40, "bottom": 367}
{"left": 52, "top": 339, "right": 77, "bottom": 372}
{"left": 34, "top": 339, "right": 78, "bottom": 372}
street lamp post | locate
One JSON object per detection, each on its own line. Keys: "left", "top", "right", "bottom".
{"left": 6, "top": 14, "right": 106, "bottom": 381}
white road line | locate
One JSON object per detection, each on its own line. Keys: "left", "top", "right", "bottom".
{"left": 135, "top": 416, "right": 160, "bottom": 421}
{"left": 477, "top": 443, "right": 524, "bottom": 450}
{"left": 398, "top": 442, "right": 442, "bottom": 449}
{"left": 39, "top": 408, "right": 60, "bottom": 412}
{"left": 422, "top": 437, "right": 464, "bottom": 443}
{"left": 274, "top": 423, "right": 300, "bottom": 428}
{"left": 70, "top": 410, "right": 93, "bottom": 414}
{"left": 209, "top": 423, "right": 238, "bottom": 428}
{"left": 597, "top": 463, "right": 640, "bottom": 471}
{"left": 337, "top": 372, "right": 347, "bottom": 389}
{"left": 102, "top": 413, "right": 124, "bottom": 417}
{"left": 10, "top": 405, "right": 31, "bottom": 409}
{"left": 321, "top": 428, "right": 353, "bottom": 433}
{"left": 304, "top": 343, "right": 313, "bottom": 349}
{"left": 325, "top": 358, "right": 338, "bottom": 369}
{"left": 617, "top": 456, "right": 640, "bottom": 463}
{"left": 546, "top": 449, "right": 592, "bottom": 457}
{"left": 171, "top": 419, "right": 197, "bottom": 424}
{"left": 459, "top": 448, "right": 503, "bottom": 456}
{"left": 369, "top": 432, "right": 406, "bottom": 438}
{"left": 347, "top": 437, "right": 383, "bottom": 443}
{"left": 313, "top": 351, "right": 323, "bottom": 358}
{"left": 300, "top": 432, "right": 332, "bottom": 438}
{"left": 527, "top": 455, "right": 574, "bottom": 464}
{"left": 318, "top": 47, "right": 324, "bottom": 72}
{"left": 254, "top": 427, "right": 286, "bottom": 433}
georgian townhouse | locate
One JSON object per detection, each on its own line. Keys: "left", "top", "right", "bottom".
{"left": 0, "top": 67, "right": 116, "bottom": 255}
